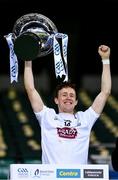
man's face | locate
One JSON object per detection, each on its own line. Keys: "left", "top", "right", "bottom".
{"left": 54, "top": 87, "right": 78, "bottom": 113}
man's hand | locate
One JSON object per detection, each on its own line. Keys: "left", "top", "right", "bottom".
{"left": 98, "top": 45, "right": 110, "bottom": 59}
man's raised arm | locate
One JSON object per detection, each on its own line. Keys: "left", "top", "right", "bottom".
{"left": 24, "top": 61, "right": 44, "bottom": 112}
{"left": 92, "top": 45, "right": 111, "bottom": 114}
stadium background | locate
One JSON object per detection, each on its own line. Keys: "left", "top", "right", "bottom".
{"left": 0, "top": 0, "right": 118, "bottom": 179}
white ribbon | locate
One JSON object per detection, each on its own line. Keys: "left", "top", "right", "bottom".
{"left": 4, "top": 33, "right": 18, "bottom": 83}
{"left": 53, "top": 33, "right": 68, "bottom": 82}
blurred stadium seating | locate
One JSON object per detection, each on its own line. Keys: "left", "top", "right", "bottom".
{"left": 0, "top": 88, "right": 42, "bottom": 179}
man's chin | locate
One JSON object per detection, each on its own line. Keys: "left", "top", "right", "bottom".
{"left": 63, "top": 108, "right": 73, "bottom": 114}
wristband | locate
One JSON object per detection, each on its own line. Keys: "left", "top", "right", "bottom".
{"left": 102, "top": 59, "right": 110, "bottom": 64}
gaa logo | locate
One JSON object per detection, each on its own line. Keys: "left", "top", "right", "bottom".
{"left": 17, "top": 168, "right": 29, "bottom": 176}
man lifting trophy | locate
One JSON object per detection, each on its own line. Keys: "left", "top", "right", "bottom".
{"left": 5, "top": 13, "right": 69, "bottom": 83}
{"left": 5, "top": 13, "right": 112, "bottom": 167}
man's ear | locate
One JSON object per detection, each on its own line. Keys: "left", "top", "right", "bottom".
{"left": 54, "top": 97, "right": 58, "bottom": 105}
{"left": 75, "top": 100, "right": 78, "bottom": 106}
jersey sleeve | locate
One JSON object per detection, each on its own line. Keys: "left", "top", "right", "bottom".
{"left": 34, "top": 105, "right": 56, "bottom": 126}
{"left": 77, "top": 106, "right": 100, "bottom": 130}
{"left": 34, "top": 105, "right": 49, "bottom": 125}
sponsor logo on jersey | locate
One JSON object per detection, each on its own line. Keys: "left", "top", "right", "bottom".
{"left": 57, "top": 127, "right": 77, "bottom": 138}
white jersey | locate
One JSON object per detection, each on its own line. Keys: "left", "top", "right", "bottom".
{"left": 34, "top": 106, "right": 99, "bottom": 164}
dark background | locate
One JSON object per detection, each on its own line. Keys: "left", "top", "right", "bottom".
{"left": 0, "top": 0, "right": 118, "bottom": 86}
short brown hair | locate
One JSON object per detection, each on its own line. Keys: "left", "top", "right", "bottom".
{"left": 54, "top": 81, "right": 78, "bottom": 100}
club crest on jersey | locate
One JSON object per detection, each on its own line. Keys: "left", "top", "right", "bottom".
{"left": 57, "top": 127, "right": 77, "bottom": 139}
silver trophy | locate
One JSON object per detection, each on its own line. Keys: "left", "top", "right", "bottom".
{"left": 4, "top": 13, "right": 68, "bottom": 83}
{"left": 12, "top": 13, "right": 58, "bottom": 60}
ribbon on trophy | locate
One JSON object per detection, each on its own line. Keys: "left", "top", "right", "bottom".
{"left": 4, "top": 33, "right": 18, "bottom": 83}
{"left": 53, "top": 33, "right": 68, "bottom": 82}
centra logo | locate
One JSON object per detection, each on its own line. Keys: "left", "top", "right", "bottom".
{"left": 56, "top": 169, "right": 80, "bottom": 178}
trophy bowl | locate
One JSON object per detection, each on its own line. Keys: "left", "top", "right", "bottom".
{"left": 12, "top": 13, "right": 58, "bottom": 60}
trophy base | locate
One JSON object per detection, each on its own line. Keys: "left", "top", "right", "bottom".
{"left": 14, "top": 32, "right": 41, "bottom": 61}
